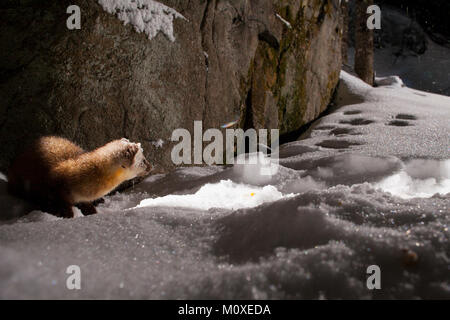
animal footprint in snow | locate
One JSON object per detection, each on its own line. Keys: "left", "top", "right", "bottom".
{"left": 343, "top": 110, "right": 362, "bottom": 115}
{"left": 316, "top": 140, "right": 362, "bottom": 149}
{"left": 329, "top": 127, "right": 359, "bottom": 136}
{"left": 387, "top": 114, "right": 417, "bottom": 127}
{"left": 314, "top": 125, "right": 335, "bottom": 131}
{"left": 395, "top": 114, "right": 418, "bottom": 120}
{"left": 388, "top": 120, "right": 413, "bottom": 127}
{"left": 340, "top": 118, "right": 374, "bottom": 126}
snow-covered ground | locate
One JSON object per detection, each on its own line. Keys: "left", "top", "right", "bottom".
{"left": 0, "top": 72, "right": 449, "bottom": 299}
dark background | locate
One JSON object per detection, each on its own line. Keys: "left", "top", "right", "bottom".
{"left": 378, "top": 0, "right": 450, "bottom": 44}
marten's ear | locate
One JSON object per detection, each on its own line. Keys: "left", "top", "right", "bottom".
{"left": 124, "top": 144, "right": 139, "bottom": 160}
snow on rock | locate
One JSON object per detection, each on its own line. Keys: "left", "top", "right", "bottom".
{"left": 98, "top": 0, "right": 186, "bottom": 41}
{"left": 151, "top": 139, "right": 164, "bottom": 148}
{"left": 275, "top": 13, "right": 292, "bottom": 29}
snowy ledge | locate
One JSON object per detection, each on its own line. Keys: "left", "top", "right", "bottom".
{"left": 98, "top": 0, "right": 186, "bottom": 42}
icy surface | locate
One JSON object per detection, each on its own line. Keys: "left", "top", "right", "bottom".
{"left": 0, "top": 72, "right": 449, "bottom": 299}
{"left": 98, "top": 0, "right": 185, "bottom": 41}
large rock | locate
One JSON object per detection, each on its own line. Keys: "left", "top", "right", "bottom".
{"left": 0, "top": 0, "right": 342, "bottom": 172}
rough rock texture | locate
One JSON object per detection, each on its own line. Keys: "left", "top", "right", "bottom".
{"left": 0, "top": 0, "right": 342, "bottom": 172}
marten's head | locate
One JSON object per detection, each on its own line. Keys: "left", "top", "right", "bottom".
{"left": 65, "top": 138, "right": 152, "bottom": 204}
{"left": 114, "top": 138, "right": 152, "bottom": 179}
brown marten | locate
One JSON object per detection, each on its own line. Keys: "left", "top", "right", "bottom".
{"left": 7, "top": 136, "right": 152, "bottom": 218}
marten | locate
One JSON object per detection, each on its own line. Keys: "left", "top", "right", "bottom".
{"left": 7, "top": 136, "right": 152, "bottom": 218}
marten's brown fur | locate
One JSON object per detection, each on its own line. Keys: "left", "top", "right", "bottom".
{"left": 7, "top": 136, "right": 152, "bottom": 218}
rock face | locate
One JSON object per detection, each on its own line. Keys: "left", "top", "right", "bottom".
{"left": 0, "top": 0, "right": 342, "bottom": 172}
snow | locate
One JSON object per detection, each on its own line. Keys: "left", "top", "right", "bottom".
{"left": 300, "top": 70, "right": 450, "bottom": 160}
{"left": 0, "top": 71, "right": 449, "bottom": 299}
{"left": 374, "top": 159, "right": 450, "bottom": 199}
{"left": 98, "top": 0, "right": 186, "bottom": 42}
{"left": 275, "top": 13, "right": 292, "bottom": 29}
{"left": 375, "top": 75, "right": 404, "bottom": 88}
{"left": 151, "top": 139, "right": 164, "bottom": 148}
{"left": 138, "top": 179, "right": 294, "bottom": 211}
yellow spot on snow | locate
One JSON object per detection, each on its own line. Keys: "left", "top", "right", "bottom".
{"left": 250, "top": 192, "right": 255, "bottom": 196}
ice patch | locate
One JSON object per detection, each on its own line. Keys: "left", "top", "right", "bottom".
{"left": 137, "top": 179, "right": 295, "bottom": 210}
{"left": 375, "top": 159, "right": 450, "bottom": 199}
{"left": 98, "top": 0, "right": 186, "bottom": 41}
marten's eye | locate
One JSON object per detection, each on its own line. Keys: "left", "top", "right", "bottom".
{"left": 121, "top": 165, "right": 126, "bottom": 169}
